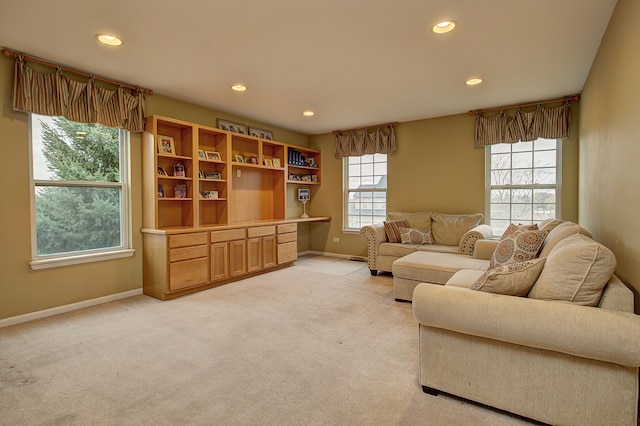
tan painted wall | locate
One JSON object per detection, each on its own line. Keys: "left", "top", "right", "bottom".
{"left": 579, "top": 0, "right": 640, "bottom": 312}
{"left": 0, "top": 59, "right": 308, "bottom": 320}
{"left": 309, "top": 112, "right": 579, "bottom": 257}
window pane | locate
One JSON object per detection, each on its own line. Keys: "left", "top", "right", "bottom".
{"left": 488, "top": 139, "right": 559, "bottom": 233}
{"left": 512, "top": 169, "right": 532, "bottom": 185}
{"left": 35, "top": 186, "right": 122, "bottom": 256}
{"left": 31, "top": 115, "right": 120, "bottom": 182}
{"left": 344, "top": 154, "right": 387, "bottom": 229}
{"left": 534, "top": 150, "right": 556, "bottom": 168}
{"left": 512, "top": 152, "right": 532, "bottom": 169}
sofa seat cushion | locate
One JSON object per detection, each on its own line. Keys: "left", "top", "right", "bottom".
{"left": 445, "top": 269, "right": 485, "bottom": 289}
{"left": 416, "top": 244, "right": 459, "bottom": 254}
{"left": 393, "top": 251, "right": 489, "bottom": 285}
{"left": 528, "top": 234, "right": 617, "bottom": 306}
{"left": 379, "top": 243, "right": 459, "bottom": 257}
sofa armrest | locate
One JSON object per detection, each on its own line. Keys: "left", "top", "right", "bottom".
{"left": 472, "top": 239, "right": 499, "bottom": 260}
{"left": 360, "top": 223, "right": 388, "bottom": 271}
{"left": 412, "top": 283, "right": 640, "bottom": 367}
{"left": 459, "top": 224, "right": 493, "bottom": 256}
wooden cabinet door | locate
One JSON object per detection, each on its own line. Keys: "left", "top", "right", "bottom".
{"left": 229, "top": 240, "right": 247, "bottom": 277}
{"left": 169, "top": 257, "right": 209, "bottom": 291}
{"left": 263, "top": 235, "right": 277, "bottom": 269}
{"left": 210, "top": 242, "right": 229, "bottom": 282}
{"left": 247, "top": 237, "right": 262, "bottom": 272}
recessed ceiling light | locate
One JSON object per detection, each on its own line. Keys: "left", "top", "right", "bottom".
{"left": 466, "top": 78, "right": 483, "bottom": 86}
{"left": 96, "top": 34, "right": 123, "bottom": 46}
{"left": 432, "top": 21, "right": 457, "bottom": 34}
{"left": 302, "top": 111, "right": 314, "bottom": 117}
{"left": 231, "top": 84, "right": 247, "bottom": 92}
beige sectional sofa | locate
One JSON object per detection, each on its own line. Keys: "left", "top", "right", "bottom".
{"left": 360, "top": 211, "right": 493, "bottom": 277}
{"left": 410, "top": 220, "right": 640, "bottom": 425}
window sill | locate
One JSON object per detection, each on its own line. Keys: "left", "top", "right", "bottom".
{"left": 341, "top": 229, "right": 361, "bottom": 235}
{"left": 29, "top": 249, "right": 135, "bottom": 270}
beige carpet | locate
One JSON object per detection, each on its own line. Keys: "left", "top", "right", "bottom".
{"left": 0, "top": 255, "right": 535, "bottom": 425}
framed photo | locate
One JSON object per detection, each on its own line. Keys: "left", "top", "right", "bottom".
{"left": 174, "top": 184, "right": 187, "bottom": 198}
{"left": 248, "top": 126, "right": 274, "bottom": 140}
{"left": 157, "top": 166, "right": 167, "bottom": 176}
{"left": 204, "top": 171, "right": 222, "bottom": 180}
{"left": 235, "top": 155, "right": 244, "bottom": 163}
{"left": 272, "top": 158, "right": 281, "bottom": 168}
{"left": 264, "top": 158, "right": 273, "bottom": 167}
{"left": 298, "top": 188, "right": 310, "bottom": 201}
{"left": 157, "top": 135, "right": 175, "bottom": 155}
{"left": 199, "top": 169, "right": 205, "bottom": 178}
{"left": 198, "top": 149, "right": 206, "bottom": 159}
{"left": 201, "top": 190, "right": 219, "bottom": 199}
{"left": 173, "top": 164, "right": 185, "bottom": 177}
{"left": 205, "top": 151, "right": 222, "bottom": 161}
{"left": 158, "top": 184, "right": 165, "bottom": 198}
{"left": 217, "top": 118, "right": 247, "bottom": 135}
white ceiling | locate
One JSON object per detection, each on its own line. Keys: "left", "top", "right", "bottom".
{"left": 0, "top": 0, "right": 617, "bottom": 135}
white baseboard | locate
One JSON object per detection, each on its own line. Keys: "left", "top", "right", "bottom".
{"left": 0, "top": 288, "right": 143, "bottom": 329}
{"left": 299, "top": 251, "right": 367, "bottom": 262}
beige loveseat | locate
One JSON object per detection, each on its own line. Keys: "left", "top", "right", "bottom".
{"left": 411, "top": 221, "right": 640, "bottom": 425}
{"left": 360, "top": 212, "right": 492, "bottom": 276}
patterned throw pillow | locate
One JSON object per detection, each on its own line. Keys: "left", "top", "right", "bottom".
{"left": 383, "top": 220, "right": 410, "bottom": 243}
{"left": 500, "top": 223, "right": 538, "bottom": 240}
{"left": 490, "top": 228, "right": 549, "bottom": 268}
{"left": 471, "top": 258, "right": 546, "bottom": 296}
{"left": 399, "top": 227, "right": 432, "bottom": 245}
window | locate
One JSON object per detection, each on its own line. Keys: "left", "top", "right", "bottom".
{"left": 486, "top": 138, "right": 560, "bottom": 236}
{"left": 29, "top": 114, "right": 133, "bottom": 269}
{"left": 344, "top": 154, "right": 387, "bottom": 231}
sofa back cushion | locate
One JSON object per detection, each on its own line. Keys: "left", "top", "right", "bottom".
{"left": 387, "top": 212, "right": 432, "bottom": 230}
{"left": 528, "top": 233, "right": 617, "bottom": 306}
{"left": 538, "top": 221, "right": 580, "bottom": 258}
{"left": 383, "top": 220, "right": 410, "bottom": 243}
{"left": 431, "top": 213, "right": 482, "bottom": 246}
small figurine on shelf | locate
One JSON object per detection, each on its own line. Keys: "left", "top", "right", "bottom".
{"left": 158, "top": 184, "right": 165, "bottom": 198}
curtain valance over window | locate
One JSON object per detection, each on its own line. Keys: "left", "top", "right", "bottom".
{"left": 11, "top": 54, "right": 147, "bottom": 132}
{"left": 334, "top": 124, "right": 396, "bottom": 158}
{"left": 473, "top": 100, "right": 571, "bottom": 146}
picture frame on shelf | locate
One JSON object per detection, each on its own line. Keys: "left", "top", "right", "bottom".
{"left": 158, "top": 184, "right": 165, "bottom": 198}
{"left": 205, "top": 151, "right": 222, "bottom": 161}
{"left": 173, "top": 164, "right": 185, "bottom": 177}
{"left": 157, "top": 166, "right": 167, "bottom": 176}
{"left": 272, "top": 158, "right": 281, "bottom": 168}
{"left": 248, "top": 126, "right": 273, "bottom": 140}
{"left": 198, "top": 149, "right": 206, "bottom": 159}
{"left": 264, "top": 158, "right": 273, "bottom": 167}
{"left": 235, "top": 155, "right": 244, "bottom": 163}
{"left": 201, "top": 190, "right": 219, "bottom": 199}
{"left": 157, "top": 135, "right": 175, "bottom": 155}
{"left": 174, "top": 184, "right": 187, "bottom": 198}
{"left": 217, "top": 118, "right": 247, "bottom": 135}
{"left": 205, "top": 171, "right": 222, "bottom": 180}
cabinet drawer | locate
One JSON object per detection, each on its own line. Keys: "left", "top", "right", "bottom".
{"left": 211, "top": 228, "right": 246, "bottom": 243}
{"left": 247, "top": 225, "right": 276, "bottom": 238}
{"left": 277, "top": 232, "right": 297, "bottom": 244}
{"left": 277, "top": 241, "right": 297, "bottom": 264}
{"left": 169, "top": 232, "right": 208, "bottom": 248}
{"left": 277, "top": 223, "right": 297, "bottom": 234}
{"left": 169, "top": 257, "right": 209, "bottom": 291}
{"left": 169, "top": 245, "right": 208, "bottom": 262}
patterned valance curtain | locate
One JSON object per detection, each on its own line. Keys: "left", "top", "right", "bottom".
{"left": 334, "top": 125, "right": 396, "bottom": 158}
{"left": 12, "top": 55, "right": 146, "bottom": 132}
{"left": 474, "top": 100, "right": 571, "bottom": 146}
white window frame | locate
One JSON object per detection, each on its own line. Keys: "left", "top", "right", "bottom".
{"left": 342, "top": 154, "right": 387, "bottom": 233}
{"left": 485, "top": 138, "right": 562, "bottom": 237}
{"left": 28, "top": 115, "right": 134, "bottom": 270}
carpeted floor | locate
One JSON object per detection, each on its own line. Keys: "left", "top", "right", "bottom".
{"left": 0, "top": 255, "right": 536, "bottom": 425}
